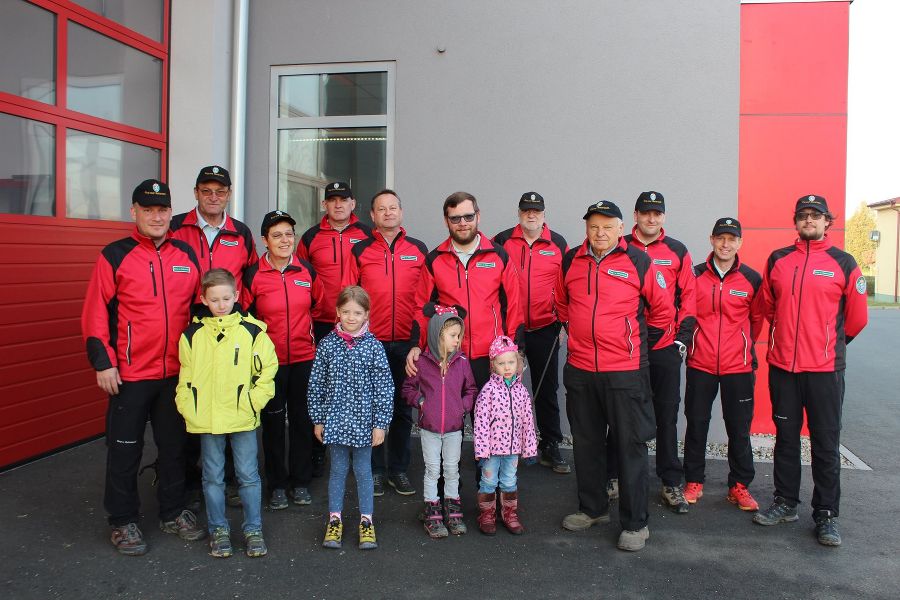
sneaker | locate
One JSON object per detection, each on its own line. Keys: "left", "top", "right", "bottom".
{"left": 290, "top": 487, "right": 312, "bottom": 506}
{"left": 561, "top": 511, "right": 611, "bottom": 531}
{"left": 539, "top": 442, "right": 571, "bottom": 474}
{"left": 727, "top": 483, "right": 758, "bottom": 511}
{"left": 752, "top": 496, "right": 799, "bottom": 526}
{"left": 322, "top": 517, "right": 343, "bottom": 549}
{"left": 684, "top": 482, "right": 704, "bottom": 504}
{"left": 312, "top": 452, "right": 326, "bottom": 478}
{"left": 225, "top": 485, "right": 242, "bottom": 508}
{"left": 244, "top": 530, "right": 268, "bottom": 557}
{"left": 208, "top": 527, "right": 232, "bottom": 558}
{"left": 661, "top": 485, "right": 690, "bottom": 514}
{"left": 373, "top": 473, "right": 385, "bottom": 497}
{"left": 110, "top": 523, "right": 147, "bottom": 556}
{"left": 159, "top": 509, "right": 207, "bottom": 541}
{"left": 606, "top": 478, "right": 619, "bottom": 501}
{"left": 268, "top": 488, "right": 288, "bottom": 511}
{"left": 388, "top": 473, "right": 416, "bottom": 496}
{"left": 617, "top": 526, "right": 650, "bottom": 552}
{"left": 358, "top": 518, "right": 378, "bottom": 550}
{"left": 814, "top": 510, "right": 841, "bottom": 546}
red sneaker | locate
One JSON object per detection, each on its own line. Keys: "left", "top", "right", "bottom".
{"left": 727, "top": 483, "right": 759, "bottom": 511}
{"left": 683, "top": 482, "right": 704, "bottom": 504}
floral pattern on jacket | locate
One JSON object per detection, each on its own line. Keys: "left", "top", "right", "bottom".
{"left": 473, "top": 373, "right": 538, "bottom": 460}
{"left": 307, "top": 330, "right": 394, "bottom": 447}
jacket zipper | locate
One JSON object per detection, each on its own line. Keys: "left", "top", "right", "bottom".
{"left": 790, "top": 247, "right": 811, "bottom": 371}
{"left": 126, "top": 321, "right": 133, "bottom": 365}
{"left": 440, "top": 374, "right": 446, "bottom": 434}
{"left": 824, "top": 323, "right": 830, "bottom": 358}
{"left": 716, "top": 281, "right": 723, "bottom": 375}
{"left": 589, "top": 261, "right": 600, "bottom": 371}
{"left": 236, "top": 384, "right": 244, "bottom": 411}
{"left": 149, "top": 262, "right": 157, "bottom": 296}
{"left": 491, "top": 305, "right": 499, "bottom": 338}
{"left": 741, "top": 331, "right": 748, "bottom": 366}
{"left": 157, "top": 249, "right": 169, "bottom": 378}
{"left": 507, "top": 385, "right": 516, "bottom": 455}
{"left": 234, "top": 345, "right": 240, "bottom": 365}
{"left": 332, "top": 237, "right": 337, "bottom": 263}
{"left": 525, "top": 245, "right": 533, "bottom": 329}
{"left": 389, "top": 245, "right": 396, "bottom": 341}
{"left": 281, "top": 272, "right": 292, "bottom": 363}
{"left": 625, "top": 316, "right": 634, "bottom": 359}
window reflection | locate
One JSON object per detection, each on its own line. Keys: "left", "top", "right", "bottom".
{"left": 70, "top": 0, "right": 164, "bottom": 42}
{"left": 279, "top": 72, "right": 388, "bottom": 118}
{"left": 0, "top": 1, "right": 56, "bottom": 105}
{"left": 0, "top": 113, "right": 55, "bottom": 216}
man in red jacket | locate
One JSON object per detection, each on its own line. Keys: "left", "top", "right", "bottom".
{"left": 555, "top": 200, "right": 675, "bottom": 552}
{"left": 752, "top": 195, "right": 868, "bottom": 547}
{"left": 346, "top": 189, "right": 428, "bottom": 496}
{"left": 81, "top": 179, "right": 206, "bottom": 556}
{"left": 493, "top": 192, "right": 570, "bottom": 474}
{"left": 682, "top": 218, "right": 763, "bottom": 512}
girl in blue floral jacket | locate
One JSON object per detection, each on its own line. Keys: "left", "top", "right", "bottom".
{"left": 308, "top": 285, "right": 394, "bottom": 551}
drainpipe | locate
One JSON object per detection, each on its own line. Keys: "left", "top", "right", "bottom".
{"left": 229, "top": 0, "right": 249, "bottom": 220}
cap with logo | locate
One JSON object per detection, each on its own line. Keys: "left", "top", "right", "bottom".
{"left": 518, "top": 192, "right": 545, "bottom": 211}
{"left": 711, "top": 217, "right": 742, "bottom": 237}
{"left": 195, "top": 165, "right": 232, "bottom": 187}
{"left": 634, "top": 190, "right": 666, "bottom": 213}
{"left": 324, "top": 181, "right": 352, "bottom": 199}
{"left": 794, "top": 194, "right": 830, "bottom": 215}
{"left": 261, "top": 210, "right": 297, "bottom": 236}
{"left": 132, "top": 179, "right": 171, "bottom": 207}
{"left": 582, "top": 200, "right": 623, "bottom": 220}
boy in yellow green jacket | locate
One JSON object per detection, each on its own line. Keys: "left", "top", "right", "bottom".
{"left": 175, "top": 268, "right": 278, "bottom": 558}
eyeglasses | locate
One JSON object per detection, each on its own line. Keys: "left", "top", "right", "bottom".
{"left": 447, "top": 213, "right": 477, "bottom": 224}
{"left": 198, "top": 188, "right": 229, "bottom": 199}
{"left": 795, "top": 211, "right": 825, "bottom": 222}
{"left": 267, "top": 231, "right": 295, "bottom": 240}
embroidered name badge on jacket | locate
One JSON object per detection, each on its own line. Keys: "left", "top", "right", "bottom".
{"left": 476, "top": 261, "right": 496, "bottom": 268}
{"left": 219, "top": 239, "right": 238, "bottom": 246}
{"left": 172, "top": 265, "right": 192, "bottom": 273}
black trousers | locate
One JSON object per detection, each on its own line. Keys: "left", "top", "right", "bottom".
{"left": 524, "top": 323, "right": 563, "bottom": 447}
{"left": 649, "top": 344, "right": 684, "bottom": 486}
{"left": 312, "top": 321, "right": 334, "bottom": 462}
{"left": 683, "top": 368, "right": 755, "bottom": 488}
{"left": 769, "top": 366, "right": 845, "bottom": 515}
{"left": 261, "top": 361, "right": 314, "bottom": 491}
{"left": 372, "top": 341, "right": 414, "bottom": 476}
{"left": 104, "top": 377, "right": 186, "bottom": 526}
{"left": 564, "top": 364, "right": 655, "bottom": 531}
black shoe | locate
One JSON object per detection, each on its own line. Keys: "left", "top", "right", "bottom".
{"left": 373, "top": 474, "right": 385, "bottom": 497}
{"left": 312, "top": 453, "right": 326, "bottom": 478}
{"left": 814, "top": 510, "right": 841, "bottom": 546}
{"left": 539, "top": 442, "right": 571, "bottom": 474}
{"left": 753, "top": 496, "right": 799, "bottom": 526}
{"left": 388, "top": 473, "right": 416, "bottom": 496}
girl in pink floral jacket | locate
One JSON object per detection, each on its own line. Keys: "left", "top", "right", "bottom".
{"left": 473, "top": 335, "right": 538, "bottom": 536}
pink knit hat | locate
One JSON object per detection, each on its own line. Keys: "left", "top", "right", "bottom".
{"left": 489, "top": 335, "right": 518, "bottom": 360}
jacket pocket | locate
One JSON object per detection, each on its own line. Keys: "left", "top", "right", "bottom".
{"left": 741, "top": 330, "right": 749, "bottom": 366}
{"left": 126, "top": 322, "right": 133, "bottom": 365}
{"left": 624, "top": 317, "right": 635, "bottom": 359}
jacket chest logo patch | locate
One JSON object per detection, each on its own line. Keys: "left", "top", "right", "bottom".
{"left": 812, "top": 269, "right": 835, "bottom": 278}
{"left": 399, "top": 255, "right": 419, "bottom": 261}
{"left": 729, "top": 289, "right": 748, "bottom": 297}
{"left": 538, "top": 250, "right": 556, "bottom": 256}
{"left": 855, "top": 276, "right": 867, "bottom": 294}
{"left": 653, "top": 259, "right": 672, "bottom": 266}
{"left": 476, "top": 261, "right": 496, "bottom": 268}
{"left": 607, "top": 269, "right": 628, "bottom": 279}
{"left": 172, "top": 265, "right": 191, "bottom": 273}
{"left": 655, "top": 271, "right": 667, "bottom": 288}
{"left": 219, "top": 239, "right": 238, "bottom": 246}
{"left": 349, "top": 238, "right": 363, "bottom": 244}
{"left": 294, "top": 280, "right": 311, "bottom": 287}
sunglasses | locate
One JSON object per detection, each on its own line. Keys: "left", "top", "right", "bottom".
{"left": 795, "top": 211, "right": 825, "bottom": 222}
{"left": 447, "top": 213, "right": 477, "bottom": 224}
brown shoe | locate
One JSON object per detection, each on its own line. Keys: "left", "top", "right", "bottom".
{"left": 477, "top": 492, "right": 497, "bottom": 535}
{"left": 500, "top": 491, "right": 524, "bottom": 535}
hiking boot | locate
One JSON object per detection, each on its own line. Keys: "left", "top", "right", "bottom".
{"left": 684, "top": 482, "right": 704, "bottom": 504}
{"left": 373, "top": 473, "right": 385, "bottom": 497}
{"left": 225, "top": 484, "right": 242, "bottom": 508}
{"left": 388, "top": 473, "right": 416, "bottom": 496}
{"left": 661, "top": 485, "right": 690, "bottom": 514}
{"left": 727, "top": 483, "right": 759, "bottom": 511}
{"left": 268, "top": 488, "right": 288, "bottom": 511}
{"left": 617, "top": 526, "right": 650, "bottom": 552}
{"left": 539, "top": 442, "right": 571, "bottom": 474}
{"left": 500, "top": 491, "right": 524, "bottom": 535}
{"left": 110, "top": 523, "right": 147, "bottom": 556}
{"left": 159, "top": 509, "right": 207, "bottom": 541}
{"left": 208, "top": 527, "right": 232, "bottom": 558}
{"left": 814, "top": 510, "right": 841, "bottom": 546}
{"left": 477, "top": 492, "right": 497, "bottom": 535}
{"left": 358, "top": 518, "right": 378, "bottom": 550}
{"left": 562, "top": 511, "right": 611, "bottom": 531}
{"left": 244, "top": 530, "right": 268, "bottom": 557}
{"left": 312, "top": 452, "right": 326, "bottom": 478}
{"left": 444, "top": 497, "right": 467, "bottom": 535}
{"left": 322, "top": 517, "right": 342, "bottom": 549}
{"left": 606, "top": 478, "right": 619, "bottom": 501}
{"left": 290, "top": 487, "right": 311, "bottom": 506}
{"left": 753, "top": 496, "right": 799, "bottom": 526}
{"left": 424, "top": 500, "right": 449, "bottom": 539}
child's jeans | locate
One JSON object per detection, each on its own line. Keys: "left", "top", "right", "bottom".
{"left": 420, "top": 429, "right": 463, "bottom": 501}
{"left": 201, "top": 430, "right": 262, "bottom": 534}
{"left": 478, "top": 454, "right": 518, "bottom": 494}
{"left": 328, "top": 444, "right": 374, "bottom": 515}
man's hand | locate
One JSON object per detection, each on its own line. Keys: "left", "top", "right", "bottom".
{"left": 314, "top": 424, "right": 325, "bottom": 443}
{"left": 96, "top": 367, "right": 122, "bottom": 396}
{"left": 405, "top": 347, "right": 422, "bottom": 377}
{"left": 372, "top": 428, "right": 386, "bottom": 447}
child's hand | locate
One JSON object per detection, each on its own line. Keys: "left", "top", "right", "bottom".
{"left": 405, "top": 347, "right": 421, "bottom": 377}
{"left": 314, "top": 424, "right": 324, "bottom": 443}
{"left": 372, "top": 428, "right": 386, "bottom": 447}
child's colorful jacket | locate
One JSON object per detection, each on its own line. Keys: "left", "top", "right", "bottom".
{"left": 402, "top": 348, "right": 477, "bottom": 434}
{"left": 473, "top": 373, "right": 538, "bottom": 460}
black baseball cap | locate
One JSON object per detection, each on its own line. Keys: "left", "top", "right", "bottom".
{"left": 795, "top": 194, "right": 830, "bottom": 215}
{"left": 132, "top": 179, "right": 171, "bottom": 207}
{"left": 635, "top": 190, "right": 665, "bottom": 213}
{"left": 260, "top": 210, "right": 297, "bottom": 236}
{"left": 518, "top": 192, "right": 545, "bottom": 211}
{"left": 582, "top": 200, "right": 623, "bottom": 220}
{"left": 711, "top": 217, "right": 742, "bottom": 237}
{"left": 324, "top": 181, "right": 352, "bottom": 199}
{"left": 195, "top": 165, "right": 232, "bottom": 187}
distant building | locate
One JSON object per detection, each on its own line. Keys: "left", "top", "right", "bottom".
{"left": 868, "top": 197, "right": 900, "bottom": 303}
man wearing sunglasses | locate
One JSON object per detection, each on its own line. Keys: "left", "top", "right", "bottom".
{"left": 752, "top": 195, "right": 868, "bottom": 547}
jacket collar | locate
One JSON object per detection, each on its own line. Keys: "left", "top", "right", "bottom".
{"left": 510, "top": 223, "right": 551, "bottom": 243}
{"left": 131, "top": 227, "right": 173, "bottom": 251}
{"left": 436, "top": 232, "right": 495, "bottom": 255}
{"left": 705, "top": 252, "right": 742, "bottom": 276}
{"left": 629, "top": 225, "right": 667, "bottom": 246}
{"left": 793, "top": 235, "right": 833, "bottom": 253}
{"left": 260, "top": 253, "right": 304, "bottom": 273}
{"left": 373, "top": 227, "right": 407, "bottom": 248}
{"left": 318, "top": 213, "right": 361, "bottom": 232}
{"left": 574, "top": 236, "right": 628, "bottom": 259}
{"left": 180, "top": 208, "right": 239, "bottom": 235}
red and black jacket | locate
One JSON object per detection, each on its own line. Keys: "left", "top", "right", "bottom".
{"left": 625, "top": 227, "right": 696, "bottom": 349}
{"left": 169, "top": 210, "right": 258, "bottom": 295}
{"left": 411, "top": 235, "right": 524, "bottom": 360}
{"left": 493, "top": 223, "right": 569, "bottom": 331}
{"left": 297, "top": 215, "right": 372, "bottom": 324}
{"left": 82, "top": 229, "right": 201, "bottom": 381}
{"left": 687, "top": 253, "right": 763, "bottom": 375}
{"left": 554, "top": 237, "right": 675, "bottom": 373}
{"left": 757, "top": 236, "right": 868, "bottom": 373}
{"left": 242, "top": 254, "right": 325, "bottom": 365}
{"left": 344, "top": 228, "right": 428, "bottom": 343}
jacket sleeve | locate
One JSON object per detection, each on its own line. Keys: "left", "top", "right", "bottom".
{"left": 675, "top": 250, "right": 697, "bottom": 346}
{"left": 519, "top": 385, "right": 538, "bottom": 459}
{"left": 307, "top": 344, "right": 328, "bottom": 424}
{"left": 311, "top": 271, "right": 327, "bottom": 314}
{"left": 410, "top": 263, "right": 435, "bottom": 348}
{"left": 552, "top": 263, "right": 569, "bottom": 325}
{"left": 343, "top": 251, "right": 361, "bottom": 288}
{"left": 501, "top": 257, "right": 526, "bottom": 348}
{"left": 473, "top": 388, "right": 491, "bottom": 459}
{"left": 843, "top": 262, "right": 869, "bottom": 342}
{"left": 644, "top": 265, "right": 677, "bottom": 348}
{"left": 370, "top": 341, "right": 395, "bottom": 429}
{"left": 81, "top": 254, "right": 118, "bottom": 371}
{"left": 461, "top": 360, "right": 478, "bottom": 413}
{"left": 174, "top": 334, "right": 194, "bottom": 419}
{"left": 756, "top": 262, "right": 776, "bottom": 332}
{"left": 749, "top": 285, "right": 766, "bottom": 342}
{"left": 401, "top": 371, "right": 423, "bottom": 408}
{"left": 248, "top": 331, "right": 278, "bottom": 412}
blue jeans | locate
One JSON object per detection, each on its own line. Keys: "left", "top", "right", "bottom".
{"left": 479, "top": 455, "right": 518, "bottom": 493}
{"left": 201, "top": 430, "right": 262, "bottom": 534}
{"left": 328, "top": 444, "right": 374, "bottom": 516}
